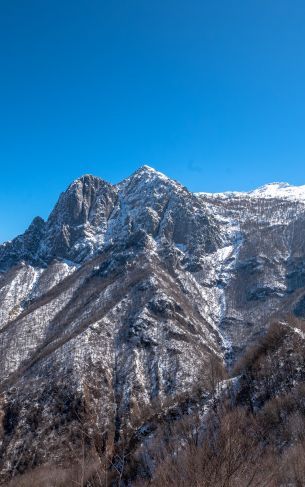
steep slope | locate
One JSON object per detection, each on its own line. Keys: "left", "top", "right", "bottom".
{"left": 198, "top": 184, "right": 305, "bottom": 357}
{"left": 2, "top": 169, "right": 305, "bottom": 484}
{"left": 0, "top": 174, "right": 118, "bottom": 271}
{"left": 139, "top": 321, "right": 305, "bottom": 487}
{"left": 0, "top": 167, "right": 229, "bottom": 483}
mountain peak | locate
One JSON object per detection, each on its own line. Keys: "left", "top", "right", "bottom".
{"left": 51, "top": 174, "right": 114, "bottom": 217}
{"left": 67, "top": 173, "right": 112, "bottom": 191}
{"left": 138, "top": 164, "right": 156, "bottom": 172}
{"left": 116, "top": 165, "right": 171, "bottom": 192}
{"left": 250, "top": 181, "right": 305, "bottom": 200}
{"left": 198, "top": 181, "right": 305, "bottom": 202}
{"left": 133, "top": 165, "right": 168, "bottom": 179}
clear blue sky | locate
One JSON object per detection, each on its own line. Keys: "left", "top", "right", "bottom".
{"left": 1, "top": 1, "right": 305, "bottom": 242}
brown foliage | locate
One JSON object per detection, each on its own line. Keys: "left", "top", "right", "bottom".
{"left": 232, "top": 322, "right": 287, "bottom": 376}
{"left": 4, "top": 458, "right": 105, "bottom": 487}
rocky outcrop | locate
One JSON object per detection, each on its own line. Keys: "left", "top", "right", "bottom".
{"left": 0, "top": 175, "right": 118, "bottom": 271}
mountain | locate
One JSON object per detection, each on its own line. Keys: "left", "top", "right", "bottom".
{"left": 1, "top": 167, "right": 305, "bottom": 485}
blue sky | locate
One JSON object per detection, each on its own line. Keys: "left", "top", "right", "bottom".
{"left": 1, "top": 1, "right": 305, "bottom": 242}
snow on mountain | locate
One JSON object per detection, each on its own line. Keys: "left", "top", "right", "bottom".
{"left": 1, "top": 167, "right": 305, "bottom": 482}
{"left": 198, "top": 181, "right": 305, "bottom": 201}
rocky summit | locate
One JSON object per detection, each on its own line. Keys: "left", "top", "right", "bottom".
{"left": 2, "top": 166, "right": 305, "bottom": 484}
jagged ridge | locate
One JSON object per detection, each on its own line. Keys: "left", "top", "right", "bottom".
{"left": 1, "top": 167, "right": 305, "bottom": 482}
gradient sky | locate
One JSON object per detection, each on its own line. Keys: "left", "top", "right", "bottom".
{"left": 1, "top": 1, "right": 305, "bottom": 242}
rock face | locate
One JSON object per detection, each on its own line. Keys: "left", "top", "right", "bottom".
{"left": 1, "top": 167, "right": 305, "bottom": 481}
{"left": 0, "top": 175, "right": 118, "bottom": 271}
{"left": 198, "top": 184, "right": 305, "bottom": 357}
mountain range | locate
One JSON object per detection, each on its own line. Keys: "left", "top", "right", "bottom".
{"left": 1, "top": 166, "right": 305, "bottom": 485}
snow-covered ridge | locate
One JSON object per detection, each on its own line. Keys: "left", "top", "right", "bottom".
{"left": 197, "top": 182, "right": 305, "bottom": 201}
{"left": 2, "top": 168, "right": 305, "bottom": 273}
{"left": 3, "top": 165, "right": 305, "bottom": 480}
{"left": 116, "top": 164, "right": 181, "bottom": 193}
